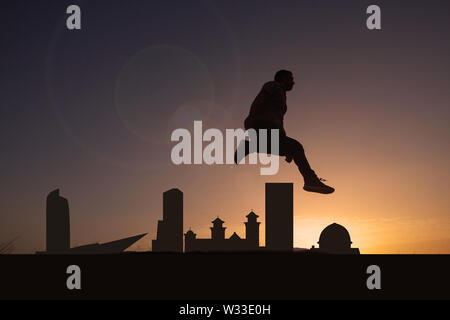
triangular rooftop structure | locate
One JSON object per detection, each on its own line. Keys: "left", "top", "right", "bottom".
{"left": 69, "top": 233, "right": 147, "bottom": 254}
{"left": 212, "top": 217, "right": 225, "bottom": 224}
{"left": 229, "top": 232, "right": 241, "bottom": 240}
{"left": 246, "top": 211, "right": 259, "bottom": 218}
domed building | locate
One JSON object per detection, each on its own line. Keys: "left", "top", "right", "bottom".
{"left": 310, "top": 223, "right": 360, "bottom": 254}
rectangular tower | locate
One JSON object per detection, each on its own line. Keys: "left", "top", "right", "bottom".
{"left": 153, "top": 188, "right": 183, "bottom": 252}
{"left": 46, "top": 189, "right": 70, "bottom": 253}
{"left": 163, "top": 188, "right": 183, "bottom": 252}
{"left": 265, "top": 183, "right": 293, "bottom": 251}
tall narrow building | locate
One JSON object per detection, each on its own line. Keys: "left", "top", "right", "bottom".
{"left": 46, "top": 189, "right": 70, "bottom": 253}
{"left": 152, "top": 188, "right": 183, "bottom": 252}
{"left": 245, "top": 211, "right": 260, "bottom": 249}
{"left": 265, "top": 183, "right": 293, "bottom": 251}
{"left": 211, "top": 217, "right": 226, "bottom": 240}
{"left": 39, "top": 189, "right": 147, "bottom": 254}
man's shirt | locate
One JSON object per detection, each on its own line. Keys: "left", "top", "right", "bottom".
{"left": 245, "top": 81, "right": 287, "bottom": 130}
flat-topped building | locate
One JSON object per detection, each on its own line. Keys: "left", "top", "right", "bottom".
{"left": 265, "top": 183, "right": 293, "bottom": 251}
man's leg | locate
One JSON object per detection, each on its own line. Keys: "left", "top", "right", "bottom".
{"left": 234, "top": 139, "right": 252, "bottom": 164}
{"left": 234, "top": 124, "right": 277, "bottom": 164}
{"left": 235, "top": 128, "right": 315, "bottom": 178}
{"left": 278, "top": 134, "right": 315, "bottom": 181}
{"left": 278, "top": 134, "right": 335, "bottom": 194}
{"left": 234, "top": 122, "right": 265, "bottom": 164}
{"left": 233, "top": 128, "right": 334, "bottom": 194}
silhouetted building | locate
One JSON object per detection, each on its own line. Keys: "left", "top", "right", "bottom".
{"left": 265, "top": 183, "right": 293, "bottom": 251}
{"left": 68, "top": 233, "right": 147, "bottom": 254}
{"left": 211, "top": 217, "right": 226, "bottom": 240}
{"left": 152, "top": 188, "right": 183, "bottom": 252}
{"left": 310, "top": 223, "right": 360, "bottom": 254}
{"left": 46, "top": 189, "right": 70, "bottom": 253}
{"left": 245, "top": 211, "right": 260, "bottom": 248}
{"left": 184, "top": 212, "right": 261, "bottom": 252}
{"left": 165, "top": 184, "right": 363, "bottom": 254}
{"left": 38, "top": 189, "right": 147, "bottom": 254}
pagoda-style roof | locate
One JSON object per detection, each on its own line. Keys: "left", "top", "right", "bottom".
{"left": 185, "top": 230, "right": 196, "bottom": 236}
{"left": 246, "top": 211, "right": 259, "bottom": 218}
{"left": 212, "top": 217, "right": 225, "bottom": 224}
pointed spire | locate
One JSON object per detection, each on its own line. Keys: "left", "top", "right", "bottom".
{"left": 246, "top": 211, "right": 259, "bottom": 219}
{"left": 212, "top": 217, "right": 225, "bottom": 224}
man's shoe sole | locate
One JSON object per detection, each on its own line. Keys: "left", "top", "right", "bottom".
{"left": 303, "top": 185, "right": 335, "bottom": 194}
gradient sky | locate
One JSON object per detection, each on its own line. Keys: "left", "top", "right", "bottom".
{"left": 1, "top": 0, "right": 449, "bottom": 254}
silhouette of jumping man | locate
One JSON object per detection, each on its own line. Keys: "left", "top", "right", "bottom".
{"left": 234, "top": 70, "right": 335, "bottom": 194}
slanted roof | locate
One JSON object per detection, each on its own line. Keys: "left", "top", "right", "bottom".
{"left": 229, "top": 232, "right": 241, "bottom": 240}
{"left": 212, "top": 217, "right": 225, "bottom": 224}
{"left": 246, "top": 211, "right": 259, "bottom": 218}
{"left": 164, "top": 188, "right": 182, "bottom": 194}
{"left": 69, "top": 233, "right": 147, "bottom": 254}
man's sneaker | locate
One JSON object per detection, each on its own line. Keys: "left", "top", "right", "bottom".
{"left": 303, "top": 177, "right": 335, "bottom": 194}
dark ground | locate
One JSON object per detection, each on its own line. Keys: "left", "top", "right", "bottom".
{"left": 1, "top": 252, "right": 449, "bottom": 300}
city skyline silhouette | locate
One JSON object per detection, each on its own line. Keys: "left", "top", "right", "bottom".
{"left": 1, "top": 1, "right": 449, "bottom": 254}
{"left": 152, "top": 183, "right": 359, "bottom": 254}
{"left": 1, "top": 0, "right": 450, "bottom": 304}
{"left": 31, "top": 184, "right": 360, "bottom": 254}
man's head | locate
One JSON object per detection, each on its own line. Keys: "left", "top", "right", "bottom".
{"left": 274, "top": 70, "right": 295, "bottom": 91}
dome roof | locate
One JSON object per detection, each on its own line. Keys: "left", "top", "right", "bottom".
{"left": 318, "top": 223, "right": 352, "bottom": 247}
